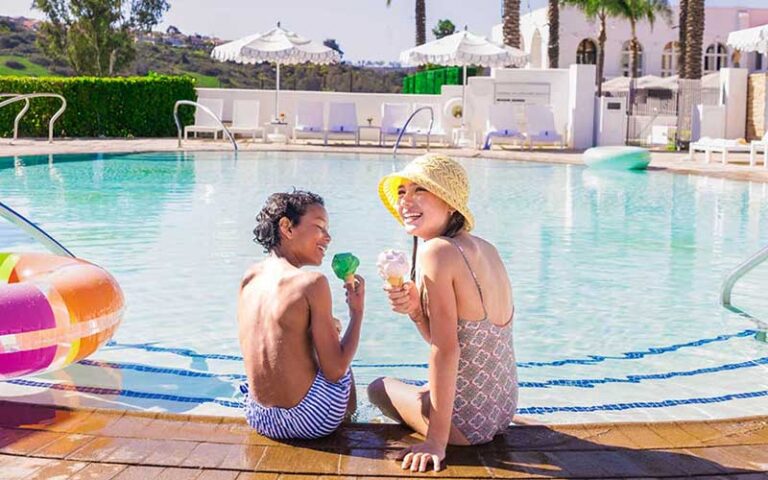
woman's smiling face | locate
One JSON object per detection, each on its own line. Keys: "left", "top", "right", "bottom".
{"left": 396, "top": 180, "right": 453, "bottom": 239}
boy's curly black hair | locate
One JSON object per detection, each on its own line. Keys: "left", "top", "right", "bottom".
{"left": 253, "top": 190, "right": 325, "bottom": 252}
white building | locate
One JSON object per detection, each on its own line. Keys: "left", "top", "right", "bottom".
{"left": 492, "top": 6, "right": 768, "bottom": 78}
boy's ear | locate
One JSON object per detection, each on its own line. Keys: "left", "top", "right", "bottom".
{"left": 278, "top": 217, "right": 293, "bottom": 240}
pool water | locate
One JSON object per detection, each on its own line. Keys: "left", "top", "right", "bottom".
{"left": 2, "top": 151, "right": 768, "bottom": 424}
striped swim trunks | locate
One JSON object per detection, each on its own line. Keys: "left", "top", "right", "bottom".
{"left": 241, "top": 369, "right": 352, "bottom": 440}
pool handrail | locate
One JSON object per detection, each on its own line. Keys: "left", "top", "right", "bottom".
{"left": 0, "top": 200, "right": 75, "bottom": 258}
{"left": 393, "top": 105, "right": 434, "bottom": 157}
{"left": 0, "top": 93, "right": 67, "bottom": 143}
{"left": 0, "top": 94, "right": 30, "bottom": 142}
{"left": 174, "top": 100, "right": 238, "bottom": 151}
{"left": 720, "top": 243, "right": 768, "bottom": 307}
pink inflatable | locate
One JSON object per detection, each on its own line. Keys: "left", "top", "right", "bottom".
{"left": 0, "top": 252, "right": 124, "bottom": 380}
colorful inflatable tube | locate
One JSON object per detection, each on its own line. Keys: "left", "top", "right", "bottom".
{"left": 0, "top": 252, "right": 124, "bottom": 380}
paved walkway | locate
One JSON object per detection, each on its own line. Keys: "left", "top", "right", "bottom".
{"left": 0, "top": 401, "right": 767, "bottom": 479}
{"left": 3, "top": 138, "right": 768, "bottom": 184}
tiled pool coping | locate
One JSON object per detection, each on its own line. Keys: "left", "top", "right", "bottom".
{"left": 0, "top": 400, "right": 766, "bottom": 478}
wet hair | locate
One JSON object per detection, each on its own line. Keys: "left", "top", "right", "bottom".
{"left": 410, "top": 211, "right": 467, "bottom": 281}
{"left": 253, "top": 190, "right": 325, "bottom": 253}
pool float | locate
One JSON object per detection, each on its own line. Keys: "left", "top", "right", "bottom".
{"left": 0, "top": 252, "right": 124, "bottom": 380}
{"left": 583, "top": 146, "right": 651, "bottom": 170}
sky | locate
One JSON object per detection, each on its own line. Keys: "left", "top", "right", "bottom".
{"left": 3, "top": 0, "right": 768, "bottom": 62}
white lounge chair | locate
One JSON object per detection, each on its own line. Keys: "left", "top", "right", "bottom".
{"left": 293, "top": 101, "right": 325, "bottom": 143}
{"left": 325, "top": 102, "right": 359, "bottom": 145}
{"left": 184, "top": 98, "right": 224, "bottom": 140}
{"left": 749, "top": 132, "right": 768, "bottom": 168}
{"left": 407, "top": 103, "right": 449, "bottom": 146}
{"left": 525, "top": 104, "right": 564, "bottom": 149}
{"left": 689, "top": 137, "right": 752, "bottom": 164}
{"left": 381, "top": 103, "right": 412, "bottom": 146}
{"left": 228, "top": 100, "right": 264, "bottom": 141}
{"left": 483, "top": 104, "right": 525, "bottom": 150}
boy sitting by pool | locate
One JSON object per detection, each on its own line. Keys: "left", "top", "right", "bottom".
{"left": 238, "top": 190, "right": 364, "bottom": 440}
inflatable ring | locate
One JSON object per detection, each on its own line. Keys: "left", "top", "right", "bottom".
{"left": 583, "top": 146, "right": 651, "bottom": 170}
{"left": 0, "top": 252, "right": 124, "bottom": 380}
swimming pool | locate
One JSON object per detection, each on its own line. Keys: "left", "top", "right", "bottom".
{"left": 1, "top": 150, "right": 768, "bottom": 424}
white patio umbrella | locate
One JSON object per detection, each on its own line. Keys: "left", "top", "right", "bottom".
{"left": 727, "top": 24, "right": 768, "bottom": 65}
{"left": 211, "top": 22, "right": 340, "bottom": 121}
{"left": 399, "top": 29, "right": 527, "bottom": 130}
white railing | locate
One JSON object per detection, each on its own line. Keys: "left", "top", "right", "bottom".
{"left": 720, "top": 244, "right": 768, "bottom": 307}
{"left": 174, "top": 100, "right": 238, "bottom": 151}
{"left": 0, "top": 200, "right": 74, "bottom": 258}
{"left": 393, "top": 105, "right": 434, "bottom": 157}
{"left": 0, "top": 93, "right": 67, "bottom": 143}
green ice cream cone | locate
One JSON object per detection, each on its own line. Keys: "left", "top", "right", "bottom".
{"left": 332, "top": 253, "right": 360, "bottom": 286}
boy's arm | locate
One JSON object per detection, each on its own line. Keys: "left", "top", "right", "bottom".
{"left": 306, "top": 273, "right": 362, "bottom": 382}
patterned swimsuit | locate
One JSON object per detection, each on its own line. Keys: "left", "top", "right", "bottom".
{"left": 443, "top": 238, "right": 518, "bottom": 445}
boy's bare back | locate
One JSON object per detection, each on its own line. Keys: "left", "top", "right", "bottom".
{"left": 238, "top": 258, "right": 323, "bottom": 408}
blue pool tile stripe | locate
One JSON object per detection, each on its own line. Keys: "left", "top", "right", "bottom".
{"left": 76, "top": 355, "right": 768, "bottom": 390}
{"left": 106, "top": 328, "right": 757, "bottom": 370}
{"left": 8, "top": 377, "right": 768, "bottom": 416}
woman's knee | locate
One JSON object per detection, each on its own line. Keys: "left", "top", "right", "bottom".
{"left": 366, "top": 376, "right": 388, "bottom": 406}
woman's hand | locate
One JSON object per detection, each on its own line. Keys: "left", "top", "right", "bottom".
{"left": 384, "top": 281, "right": 420, "bottom": 316}
{"left": 397, "top": 440, "right": 446, "bottom": 472}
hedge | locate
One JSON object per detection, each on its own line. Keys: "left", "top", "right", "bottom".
{"left": 0, "top": 74, "right": 197, "bottom": 138}
{"left": 402, "top": 66, "right": 478, "bottom": 95}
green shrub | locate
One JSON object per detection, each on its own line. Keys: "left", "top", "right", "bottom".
{"left": 0, "top": 74, "right": 196, "bottom": 138}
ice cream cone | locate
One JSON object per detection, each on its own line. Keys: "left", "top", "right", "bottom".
{"left": 387, "top": 276, "right": 403, "bottom": 287}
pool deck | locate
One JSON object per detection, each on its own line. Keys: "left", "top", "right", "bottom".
{"left": 3, "top": 137, "right": 768, "bottom": 184}
{"left": 1, "top": 400, "right": 767, "bottom": 479}
{"left": 3, "top": 138, "right": 768, "bottom": 478}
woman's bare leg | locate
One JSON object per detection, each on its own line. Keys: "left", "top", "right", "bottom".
{"left": 367, "top": 377, "right": 469, "bottom": 445}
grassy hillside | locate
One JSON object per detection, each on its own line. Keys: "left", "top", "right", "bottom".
{"left": 0, "top": 55, "right": 57, "bottom": 76}
{"left": 0, "top": 17, "right": 406, "bottom": 93}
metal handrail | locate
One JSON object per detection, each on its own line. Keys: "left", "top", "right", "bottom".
{"left": 0, "top": 93, "right": 67, "bottom": 143}
{"left": 0, "top": 94, "right": 30, "bottom": 142}
{"left": 721, "top": 244, "right": 768, "bottom": 307}
{"left": 392, "top": 106, "right": 434, "bottom": 157}
{"left": 0, "top": 200, "right": 75, "bottom": 258}
{"left": 174, "top": 100, "right": 238, "bottom": 151}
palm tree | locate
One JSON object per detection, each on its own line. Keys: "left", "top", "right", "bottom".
{"left": 386, "top": 0, "right": 426, "bottom": 46}
{"left": 616, "top": 0, "right": 672, "bottom": 79}
{"left": 683, "top": 0, "right": 704, "bottom": 79}
{"left": 561, "top": 0, "right": 623, "bottom": 96}
{"left": 502, "top": 0, "right": 521, "bottom": 48}
{"left": 677, "top": 0, "right": 688, "bottom": 76}
{"left": 548, "top": 0, "right": 559, "bottom": 68}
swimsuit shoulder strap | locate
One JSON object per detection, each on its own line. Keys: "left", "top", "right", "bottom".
{"left": 444, "top": 236, "right": 489, "bottom": 320}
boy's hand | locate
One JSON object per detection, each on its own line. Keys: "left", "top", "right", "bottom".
{"left": 345, "top": 274, "right": 365, "bottom": 319}
{"left": 384, "top": 281, "right": 419, "bottom": 316}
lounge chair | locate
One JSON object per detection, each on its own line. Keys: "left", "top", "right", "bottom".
{"left": 749, "top": 132, "right": 768, "bottom": 168}
{"left": 407, "top": 103, "right": 449, "bottom": 147}
{"left": 525, "top": 104, "right": 564, "bottom": 149}
{"left": 325, "top": 102, "right": 359, "bottom": 145}
{"left": 293, "top": 101, "right": 325, "bottom": 143}
{"left": 381, "top": 103, "right": 412, "bottom": 146}
{"left": 483, "top": 103, "right": 525, "bottom": 150}
{"left": 184, "top": 98, "right": 224, "bottom": 140}
{"left": 228, "top": 100, "right": 264, "bottom": 141}
{"left": 688, "top": 137, "right": 752, "bottom": 164}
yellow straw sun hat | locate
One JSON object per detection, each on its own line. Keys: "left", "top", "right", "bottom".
{"left": 378, "top": 153, "right": 475, "bottom": 232}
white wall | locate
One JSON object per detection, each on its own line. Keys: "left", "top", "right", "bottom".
{"left": 492, "top": 6, "right": 768, "bottom": 78}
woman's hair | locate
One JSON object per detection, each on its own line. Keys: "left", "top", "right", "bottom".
{"left": 410, "top": 211, "right": 467, "bottom": 281}
{"left": 253, "top": 190, "right": 324, "bottom": 252}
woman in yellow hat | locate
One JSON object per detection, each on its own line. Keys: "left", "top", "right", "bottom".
{"left": 368, "top": 153, "right": 518, "bottom": 472}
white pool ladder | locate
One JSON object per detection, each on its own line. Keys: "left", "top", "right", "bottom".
{"left": 720, "top": 244, "right": 768, "bottom": 341}
{"left": 0, "top": 200, "right": 74, "bottom": 258}
{"left": 174, "top": 100, "right": 237, "bottom": 151}
{"left": 392, "top": 105, "right": 434, "bottom": 157}
{"left": 0, "top": 93, "right": 67, "bottom": 143}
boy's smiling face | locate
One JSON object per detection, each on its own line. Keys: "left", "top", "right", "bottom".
{"left": 283, "top": 203, "right": 331, "bottom": 266}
